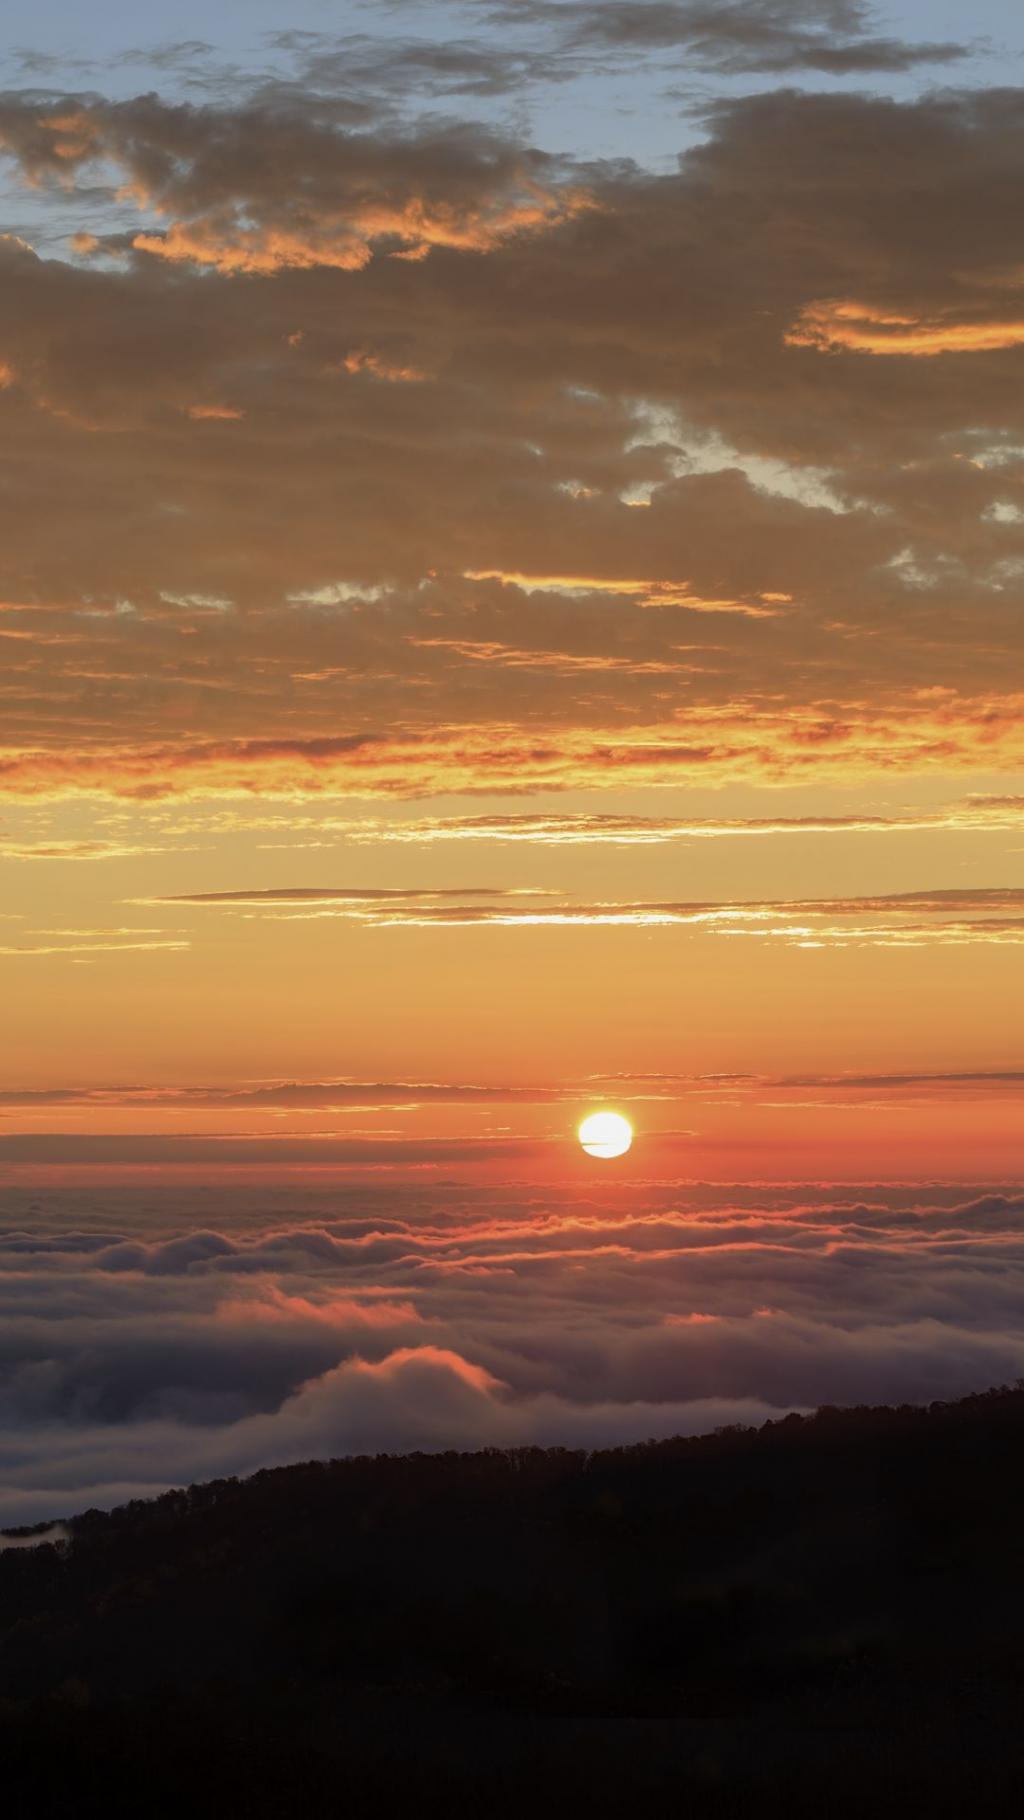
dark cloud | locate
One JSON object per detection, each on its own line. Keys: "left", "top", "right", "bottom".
{"left": 556, "top": 1, "right": 966, "bottom": 74}
{"left": 5, "top": 2, "right": 973, "bottom": 131}
{"left": 116, "top": 40, "right": 217, "bottom": 73}
{"left": 264, "top": 32, "right": 562, "bottom": 103}
{"left": 0, "top": 87, "right": 1023, "bottom": 794}
{"left": 404, "top": 1, "right": 968, "bottom": 75}
{"left": 0, "top": 95, "right": 584, "bottom": 269}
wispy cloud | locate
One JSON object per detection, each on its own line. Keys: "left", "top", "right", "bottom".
{"left": 462, "top": 571, "right": 781, "bottom": 617}
{"left": 150, "top": 886, "right": 547, "bottom": 906}
{"left": 0, "top": 937, "right": 189, "bottom": 959}
{"left": 397, "top": 1, "right": 969, "bottom": 78}
{"left": 1, "top": 1067, "right": 1021, "bottom": 1115}
{"left": 0, "top": 1078, "right": 573, "bottom": 1110}
{"left": 326, "top": 800, "right": 1024, "bottom": 846}
{"left": 125, "top": 884, "right": 1024, "bottom": 950}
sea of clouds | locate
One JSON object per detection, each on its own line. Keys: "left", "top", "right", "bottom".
{"left": 2, "top": 1174, "right": 1024, "bottom": 1525}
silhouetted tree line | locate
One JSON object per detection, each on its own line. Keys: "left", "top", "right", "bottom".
{"left": 5, "top": 1383, "right": 1024, "bottom": 1816}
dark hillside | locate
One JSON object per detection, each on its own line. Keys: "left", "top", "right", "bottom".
{"left": 5, "top": 1386, "right": 1024, "bottom": 1816}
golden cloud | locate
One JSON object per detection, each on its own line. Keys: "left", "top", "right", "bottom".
{"left": 1, "top": 691, "right": 1022, "bottom": 802}
{"left": 787, "top": 300, "right": 1024, "bottom": 357}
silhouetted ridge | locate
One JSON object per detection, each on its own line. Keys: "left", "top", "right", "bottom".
{"left": 5, "top": 1384, "right": 1024, "bottom": 1817}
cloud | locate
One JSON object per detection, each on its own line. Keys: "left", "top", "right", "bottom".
{"left": 781, "top": 1071, "right": 1024, "bottom": 1091}
{"left": 3, "top": 1176, "right": 1024, "bottom": 1522}
{"left": 2, "top": 700, "right": 1023, "bottom": 801}
{"left": 0, "top": 98, "right": 591, "bottom": 275}
{"left": 0, "top": 1521, "right": 69, "bottom": 1551}
{"left": 0, "top": 937, "right": 189, "bottom": 959}
{"left": 0, "top": 1134, "right": 551, "bottom": 1164}
{"left": 122, "top": 883, "right": 1024, "bottom": 948}
{"left": 461, "top": 570, "right": 781, "bottom": 616}
{"left": 0, "top": 1078, "right": 574, "bottom": 1111}
{"left": 151, "top": 885, "right": 539, "bottom": 905}
{"left": 0, "top": 1067, "right": 1021, "bottom": 1118}
{"left": 340, "top": 347, "right": 427, "bottom": 383}
{"left": 0, "top": 838, "right": 177, "bottom": 860}
{"left": 185, "top": 402, "right": 245, "bottom": 420}
{"left": 417, "top": 1, "right": 968, "bottom": 76}
{"left": 280, "top": 34, "right": 555, "bottom": 103}
{"left": 595, "top": 1067, "right": 1024, "bottom": 1096}
{"left": 1, "top": 89, "right": 1024, "bottom": 798}
{"left": 787, "top": 300, "right": 1024, "bottom": 357}
{"left": 326, "top": 799, "right": 1024, "bottom": 845}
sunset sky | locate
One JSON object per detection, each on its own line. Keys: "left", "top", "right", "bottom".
{"left": 2, "top": 1, "right": 1024, "bottom": 1520}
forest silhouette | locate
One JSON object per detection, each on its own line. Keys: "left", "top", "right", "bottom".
{"left": 4, "top": 1384, "right": 1024, "bottom": 1815}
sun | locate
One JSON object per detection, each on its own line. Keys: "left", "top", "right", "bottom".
{"left": 578, "top": 1110, "right": 633, "bottom": 1159}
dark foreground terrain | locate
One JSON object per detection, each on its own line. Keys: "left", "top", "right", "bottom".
{"left": 4, "top": 1386, "right": 1024, "bottom": 1817}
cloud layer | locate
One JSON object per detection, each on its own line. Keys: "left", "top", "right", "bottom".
{"left": 2, "top": 1174, "right": 1024, "bottom": 1524}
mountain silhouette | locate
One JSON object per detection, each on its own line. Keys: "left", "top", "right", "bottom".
{"left": 4, "top": 1384, "right": 1024, "bottom": 1816}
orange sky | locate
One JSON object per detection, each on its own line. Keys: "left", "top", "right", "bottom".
{"left": 7, "top": 3, "right": 1024, "bottom": 1525}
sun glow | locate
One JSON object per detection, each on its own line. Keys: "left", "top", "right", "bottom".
{"left": 578, "top": 1110, "right": 633, "bottom": 1158}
